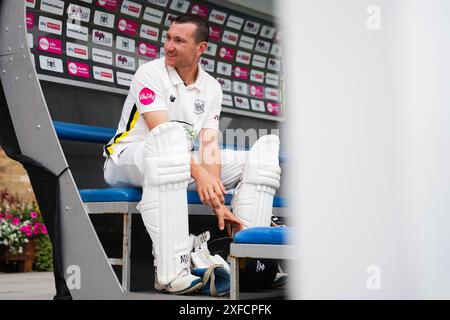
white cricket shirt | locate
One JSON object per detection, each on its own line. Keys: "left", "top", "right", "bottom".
{"left": 104, "top": 57, "right": 222, "bottom": 163}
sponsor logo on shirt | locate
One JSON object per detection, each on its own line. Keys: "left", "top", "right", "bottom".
{"left": 139, "top": 88, "right": 155, "bottom": 105}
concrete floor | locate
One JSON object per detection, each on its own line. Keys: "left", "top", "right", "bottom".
{"left": 0, "top": 272, "right": 55, "bottom": 300}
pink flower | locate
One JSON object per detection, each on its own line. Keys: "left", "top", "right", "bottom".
{"left": 26, "top": 230, "right": 33, "bottom": 237}
{"left": 11, "top": 217, "right": 20, "bottom": 225}
{"left": 41, "top": 225, "right": 48, "bottom": 235}
{"left": 6, "top": 214, "right": 12, "bottom": 219}
{"left": 30, "top": 211, "right": 38, "bottom": 219}
{"left": 0, "top": 212, "right": 4, "bottom": 219}
{"left": 20, "top": 226, "right": 29, "bottom": 233}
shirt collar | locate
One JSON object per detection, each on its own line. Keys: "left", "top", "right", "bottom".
{"left": 166, "top": 63, "right": 206, "bottom": 90}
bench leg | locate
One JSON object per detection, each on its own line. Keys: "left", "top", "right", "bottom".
{"left": 230, "top": 256, "right": 240, "bottom": 300}
{"left": 122, "top": 213, "right": 132, "bottom": 293}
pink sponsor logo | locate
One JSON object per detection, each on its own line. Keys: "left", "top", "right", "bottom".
{"left": 191, "top": 4, "right": 209, "bottom": 18}
{"left": 117, "top": 18, "right": 138, "bottom": 35}
{"left": 209, "top": 26, "right": 222, "bottom": 42}
{"left": 67, "top": 61, "right": 90, "bottom": 78}
{"left": 266, "top": 102, "right": 280, "bottom": 115}
{"left": 249, "top": 85, "right": 264, "bottom": 98}
{"left": 96, "top": 0, "right": 118, "bottom": 11}
{"left": 38, "top": 36, "right": 62, "bottom": 55}
{"left": 138, "top": 42, "right": 157, "bottom": 59}
{"left": 26, "top": 13, "right": 34, "bottom": 29}
{"left": 219, "top": 46, "right": 234, "bottom": 61}
{"left": 233, "top": 66, "right": 249, "bottom": 80}
{"left": 139, "top": 88, "right": 155, "bottom": 105}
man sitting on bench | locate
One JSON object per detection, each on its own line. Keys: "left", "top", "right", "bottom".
{"left": 102, "top": 15, "right": 281, "bottom": 295}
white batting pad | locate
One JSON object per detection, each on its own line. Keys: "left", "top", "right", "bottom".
{"left": 231, "top": 135, "right": 281, "bottom": 228}
{"left": 137, "top": 122, "right": 191, "bottom": 285}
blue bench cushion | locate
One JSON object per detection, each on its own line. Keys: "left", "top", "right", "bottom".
{"left": 79, "top": 188, "right": 286, "bottom": 207}
{"left": 233, "top": 227, "right": 292, "bottom": 245}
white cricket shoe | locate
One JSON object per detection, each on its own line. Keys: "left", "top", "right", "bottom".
{"left": 154, "top": 270, "right": 203, "bottom": 295}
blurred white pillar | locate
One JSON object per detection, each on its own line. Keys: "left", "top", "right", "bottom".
{"left": 278, "top": 0, "right": 450, "bottom": 299}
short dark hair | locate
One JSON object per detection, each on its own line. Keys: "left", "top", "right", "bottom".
{"left": 173, "top": 14, "right": 210, "bottom": 43}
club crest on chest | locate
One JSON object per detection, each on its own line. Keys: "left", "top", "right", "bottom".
{"left": 193, "top": 99, "right": 205, "bottom": 114}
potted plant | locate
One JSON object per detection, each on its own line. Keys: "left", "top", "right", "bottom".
{"left": 0, "top": 189, "right": 49, "bottom": 272}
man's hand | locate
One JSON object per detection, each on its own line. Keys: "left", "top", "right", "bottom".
{"left": 194, "top": 165, "right": 226, "bottom": 210}
{"left": 214, "top": 205, "right": 244, "bottom": 236}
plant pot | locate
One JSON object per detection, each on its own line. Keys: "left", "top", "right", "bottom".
{"left": 0, "top": 241, "right": 37, "bottom": 272}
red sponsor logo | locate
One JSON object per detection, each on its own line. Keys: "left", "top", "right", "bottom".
{"left": 117, "top": 18, "right": 137, "bottom": 35}
{"left": 47, "top": 22, "right": 61, "bottom": 31}
{"left": 38, "top": 36, "right": 62, "bottom": 54}
{"left": 96, "top": 0, "right": 118, "bottom": 11}
{"left": 138, "top": 42, "right": 157, "bottom": 58}
{"left": 128, "top": 5, "right": 140, "bottom": 13}
{"left": 191, "top": 4, "right": 209, "bottom": 18}
{"left": 219, "top": 47, "right": 234, "bottom": 61}
{"left": 26, "top": 13, "right": 34, "bottom": 29}
{"left": 74, "top": 48, "right": 87, "bottom": 55}
{"left": 226, "top": 34, "right": 237, "bottom": 41}
{"left": 249, "top": 85, "right": 264, "bottom": 98}
{"left": 209, "top": 26, "right": 222, "bottom": 42}
{"left": 67, "top": 61, "right": 90, "bottom": 78}
{"left": 266, "top": 102, "right": 280, "bottom": 115}
{"left": 101, "top": 71, "right": 112, "bottom": 78}
{"left": 139, "top": 88, "right": 155, "bottom": 105}
{"left": 233, "top": 66, "right": 249, "bottom": 80}
{"left": 146, "top": 30, "right": 158, "bottom": 37}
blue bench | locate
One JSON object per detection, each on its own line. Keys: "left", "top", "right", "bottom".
{"left": 230, "top": 227, "right": 294, "bottom": 299}
{"left": 54, "top": 121, "right": 289, "bottom": 296}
